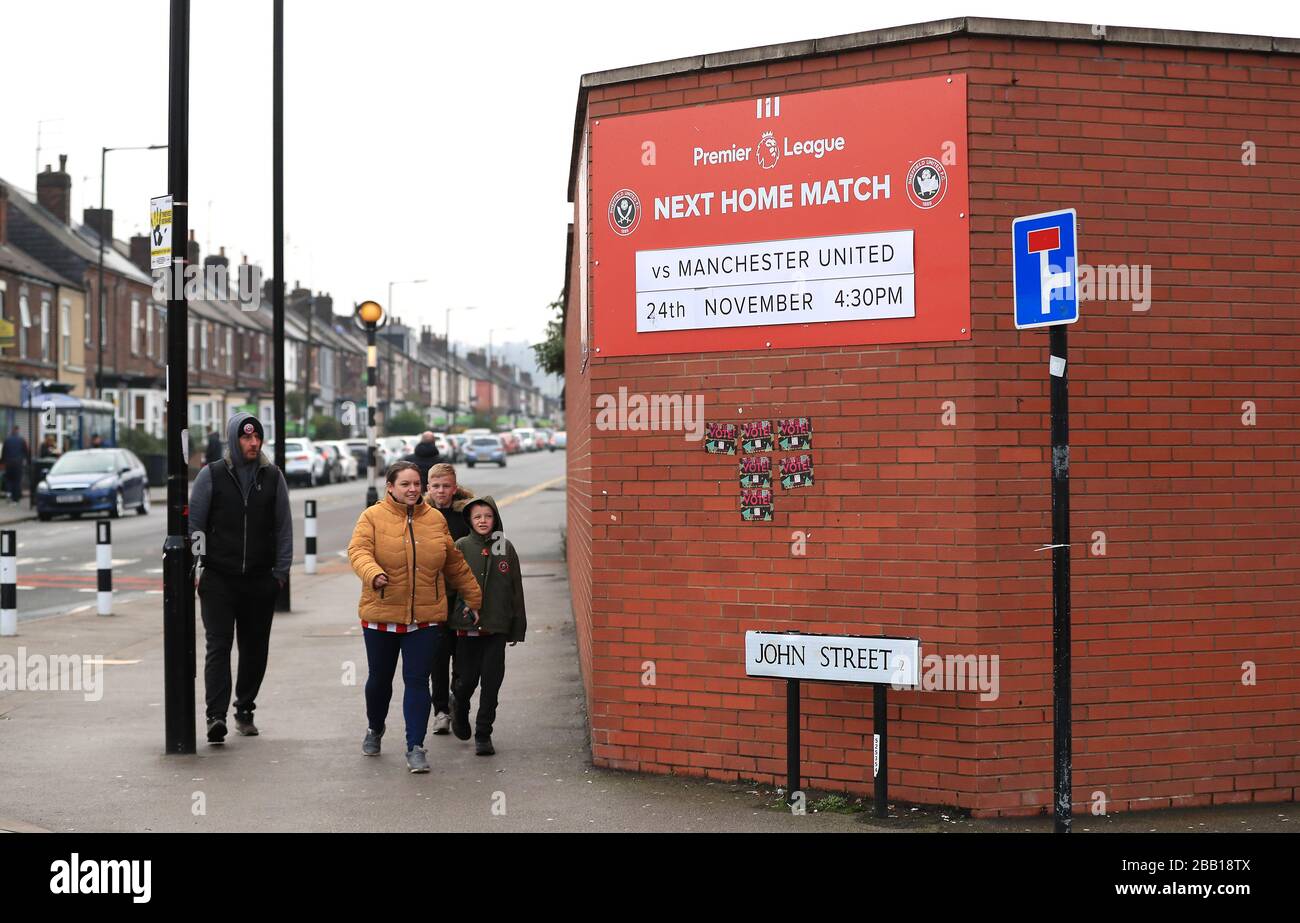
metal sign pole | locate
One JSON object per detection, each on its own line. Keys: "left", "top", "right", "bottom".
{"left": 873, "top": 683, "right": 888, "bottom": 818}
{"left": 1050, "top": 323, "right": 1072, "bottom": 833}
{"left": 786, "top": 678, "right": 799, "bottom": 804}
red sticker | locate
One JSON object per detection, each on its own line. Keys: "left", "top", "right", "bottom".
{"left": 498, "top": 560, "right": 509, "bottom": 573}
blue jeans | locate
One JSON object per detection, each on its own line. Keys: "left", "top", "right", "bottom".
{"left": 363, "top": 626, "right": 442, "bottom": 750}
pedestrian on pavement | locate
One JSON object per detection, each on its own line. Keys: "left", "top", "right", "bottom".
{"left": 204, "top": 429, "right": 223, "bottom": 466}
{"left": 400, "top": 431, "right": 441, "bottom": 493}
{"left": 188, "top": 412, "right": 293, "bottom": 744}
{"left": 448, "top": 495, "right": 526, "bottom": 756}
{"left": 89, "top": 433, "right": 103, "bottom": 448}
{"left": 347, "top": 460, "right": 482, "bottom": 773}
{"left": 1, "top": 426, "right": 29, "bottom": 502}
{"left": 39, "top": 434, "right": 59, "bottom": 458}
{"left": 423, "top": 462, "right": 475, "bottom": 734}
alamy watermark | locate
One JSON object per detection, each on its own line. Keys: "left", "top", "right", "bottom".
{"left": 1048, "top": 257, "right": 1153, "bottom": 312}
{"left": 595, "top": 386, "right": 705, "bottom": 441}
{"left": 152, "top": 261, "right": 262, "bottom": 311}
{"left": 0, "top": 647, "right": 104, "bottom": 702}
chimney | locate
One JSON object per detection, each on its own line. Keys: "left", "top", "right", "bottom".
{"left": 314, "top": 293, "right": 334, "bottom": 323}
{"left": 467, "top": 349, "right": 486, "bottom": 367}
{"left": 36, "top": 155, "right": 72, "bottom": 224}
{"left": 129, "top": 234, "right": 150, "bottom": 273}
{"left": 83, "top": 207, "right": 113, "bottom": 243}
{"left": 203, "top": 245, "right": 229, "bottom": 270}
{"left": 187, "top": 229, "right": 199, "bottom": 266}
{"left": 0, "top": 184, "right": 8, "bottom": 246}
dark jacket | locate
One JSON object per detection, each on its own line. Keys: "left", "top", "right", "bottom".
{"left": 401, "top": 440, "right": 441, "bottom": 492}
{"left": 205, "top": 432, "right": 223, "bottom": 465}
{"left": 449, "top": 496, "right": 526, "bottom": 642}
{"left": 432, "top": 484, "right": 475, "bottom": 615}
{"left": 188, "top": 412, "right": 293, "bottom": 582}
{"left": 1, "top": 433, "right": 28, "bottom": 467}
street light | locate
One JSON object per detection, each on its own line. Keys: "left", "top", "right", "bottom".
{"left": 385, "top": 279, "right": 427, "bottom": 425}
{"left": 96, "top": 144, "right": 167, "bottom": 401}
{"left": 445, "top": 305, "right": 475, "bottom": 426}
{"left": 354, "top": 299, "right": 385, "bottom": 506}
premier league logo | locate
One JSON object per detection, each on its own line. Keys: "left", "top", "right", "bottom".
{"left": 755, "top": 131, "right": 780, "bottom": 170}
{"left": 608, "top": 189, "right": 641, "bottom": 236}
{"left": 906, "top": 157, "right": 947, "bottom": 209}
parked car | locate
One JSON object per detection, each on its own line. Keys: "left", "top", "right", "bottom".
{"left": 466, "top": 435, "right": 507, "bottom": 468}
{"left": 429, "top": 433, "right": 454, "bottom": 461}
{"left": 321, "top": 441, "right": 359, "bottom": 480}
{"left": 445, "top": 434, "right": 468, "bottom": 462}
{"left": 35, "top": 448, "right": 150, "bottom": 520}
{"left": 462, "top": 428, "right": 491, "bottom": 439}
{"left": 513, "top": 428, "right": 537, "bottom": 452}
{"left": 344, "top": 439, "right": 372, "bottom": 477}
{"left": 316, "top": 443, "right": 347, "bottom": 484}
{"left": 497, "top": 431, "right": 521, "bottom": 454}
{"left": 549, "top": 431, "right": 567, "bottom": 451}
{"left": 532, "top": 430, "right": 549, "bottom": 451}
{"left": 275, "top": 439, "right": 328, "bottom": 487}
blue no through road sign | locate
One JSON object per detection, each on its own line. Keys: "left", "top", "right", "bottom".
{"left": 1013, "top": 208, "right": 1079, "bottom": 329}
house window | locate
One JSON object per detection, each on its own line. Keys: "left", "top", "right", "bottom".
{"left": 200, "top": 321, "right": 208, "bottom": 369}
{"left": 130, "top": 298, "right": 140, "bottom": 355}
{"left": 61, "top": 300, "right": 71, "bottom": 364}
{"left": 146, "top": 301, "right": 155, "bottom": 358}
{"left": 225, "top": 328, "right": 232, "bottom": 374}
{"left": 134, "top": 394, "right": 145, "bottom": 429}
{"left": 18, "top": 293, "right": 30, "bottom": 358}
{"left": 84, "top": 291, "right": 92, "bottom": 346}
{"left": 157, "top": 306, "right": 165, "bottom": 361}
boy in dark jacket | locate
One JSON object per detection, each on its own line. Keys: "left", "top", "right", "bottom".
{"left": 448, "top": 495, "right": 525, "bottom": 755}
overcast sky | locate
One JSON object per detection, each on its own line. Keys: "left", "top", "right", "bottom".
{"left": 2, "top": 0, "right": 1296, "bottom": 359}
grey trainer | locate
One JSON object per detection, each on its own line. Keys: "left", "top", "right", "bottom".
{"left": 406, "top": 745, "right": 430, "bottom": 773}
{"left": 363, "top": 727, "right": 383, "bottom": 756}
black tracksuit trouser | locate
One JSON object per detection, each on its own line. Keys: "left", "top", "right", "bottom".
{"left": 452, "top": 633, "right": 508, "bottom": 740}
{"left": 199, "top": 569, "right": 277, "bottom": 720}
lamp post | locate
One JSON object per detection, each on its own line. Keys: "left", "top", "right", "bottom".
{"left": 354, "top": 300, "right": 385, "bottom": 507}
{"left": 445, "top": 305, "right": 474, "bottom": 426}
{"left": 96, "top": 143, "right": 166, "bottom": 400}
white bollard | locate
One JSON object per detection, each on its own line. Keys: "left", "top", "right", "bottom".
{"left": 96, "top": 520, "right": 112, "bottom": 616}
{"left": 1, "top": 529, "right": 15, "bottom": 636}
{"left": 304, "top": 499, "right": 317, "bottom": 575}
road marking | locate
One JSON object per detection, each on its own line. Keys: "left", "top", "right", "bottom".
{"left": 497, "top": 476, "right": 566, "bottom": 509}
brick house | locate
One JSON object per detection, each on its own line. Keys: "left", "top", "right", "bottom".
{"left": 563, "top": 18, "right": 1300, "bottom": 816}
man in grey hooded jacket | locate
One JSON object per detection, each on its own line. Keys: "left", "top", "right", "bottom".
{"left": 188, "top": 412, "right": 292, "bottom": 743}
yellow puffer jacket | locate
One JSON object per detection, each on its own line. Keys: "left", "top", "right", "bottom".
{"left": 348, "top": 492, "right": 482, "bottom": 625}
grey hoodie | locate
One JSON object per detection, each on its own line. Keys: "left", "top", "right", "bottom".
{"left": 189, "top": 412, "right": 293, "bottom": 582}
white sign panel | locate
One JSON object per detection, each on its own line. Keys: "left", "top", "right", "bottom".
{"left": 636, "top": 230, "right": 915, "bottom": 333}
{"left": 150, "top": 195, "right": 173, "bottom": 270}
{"left": 744, "top": 631, "right": 921, "bottom": 686}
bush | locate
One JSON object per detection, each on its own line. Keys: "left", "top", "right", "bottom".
{"left": 385, "top": 409, "right": 427, "bottom": 435}
{"left": 311, "top": 415, "right": 344, "bottom": 440}
{"left": 119, "top": 427, "right": 166, "bottom": 456}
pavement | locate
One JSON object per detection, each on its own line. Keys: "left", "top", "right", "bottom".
{"left": 0, "top": 468, "right": 1292, "bottom": 833}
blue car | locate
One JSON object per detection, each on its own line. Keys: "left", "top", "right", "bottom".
{"left": 465, "top": 436, "right": 506, "bottom": 468}
{"left": 35, "top": 448, "right": 151, "bottom": 521}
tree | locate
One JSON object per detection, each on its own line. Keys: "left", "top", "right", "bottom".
{"left": 532, "top": 295, "right": 564, "bottom": 378}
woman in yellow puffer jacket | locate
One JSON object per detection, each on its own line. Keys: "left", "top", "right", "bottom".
{"left": 348, "top": 461, "right": 482, "bottom": 773}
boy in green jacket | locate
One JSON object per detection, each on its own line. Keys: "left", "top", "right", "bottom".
{"left": 448, "top": 496, "right": 526, "bottom": 755}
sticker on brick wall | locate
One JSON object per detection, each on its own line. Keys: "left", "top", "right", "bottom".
{"left": 739, "top": 419, "right": 774, "bottom": 453}
{"left": 705, "top": 421, "right": 738, "bottom": 455}
{"left": 739, "top": 455, "right": 772, "bottom": 489}
{"left": 776, "top": 417, "right": 812, "bottom": 451}
{"left": 779, "top": 454, "right": 814, "bottom": 489}
{"left": 740, "top": 487, "right": 774, "bottom": 521}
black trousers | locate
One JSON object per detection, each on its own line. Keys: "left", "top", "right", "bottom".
{"left": 430, "top": 623, "right": 459, "bottom": 713}
{"left": 199, "top": 569, "right": 277, "bottom": 720}
{"left": 3, "top": 467, "right": 21, "bottom": 501}
{"left": 452, "top": 633, "right": 507, "bottom": 739}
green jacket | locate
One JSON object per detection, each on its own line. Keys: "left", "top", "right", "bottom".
{"left": 449, "top": 495, "right": 526, "bottom": 642}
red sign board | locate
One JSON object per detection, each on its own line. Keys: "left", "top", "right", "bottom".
{"left": 588, "top": 74, "right": 970, "bottom": 357}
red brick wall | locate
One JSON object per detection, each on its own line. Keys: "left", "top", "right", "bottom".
{"left": 566, "top": 35, "right": 1300, "bottom": 816}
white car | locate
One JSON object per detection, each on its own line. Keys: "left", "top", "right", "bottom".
{"left": 321, "top": 440, "right": 359, "bottom": 480}
{"left": 271, "top": 439, "right": 327, "bottom": 487}
{"left": 429, "top": 433, "right": 453, "bottom": 460}
{"left": 513, "top": 428, "right": 537, "bottom": 452}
